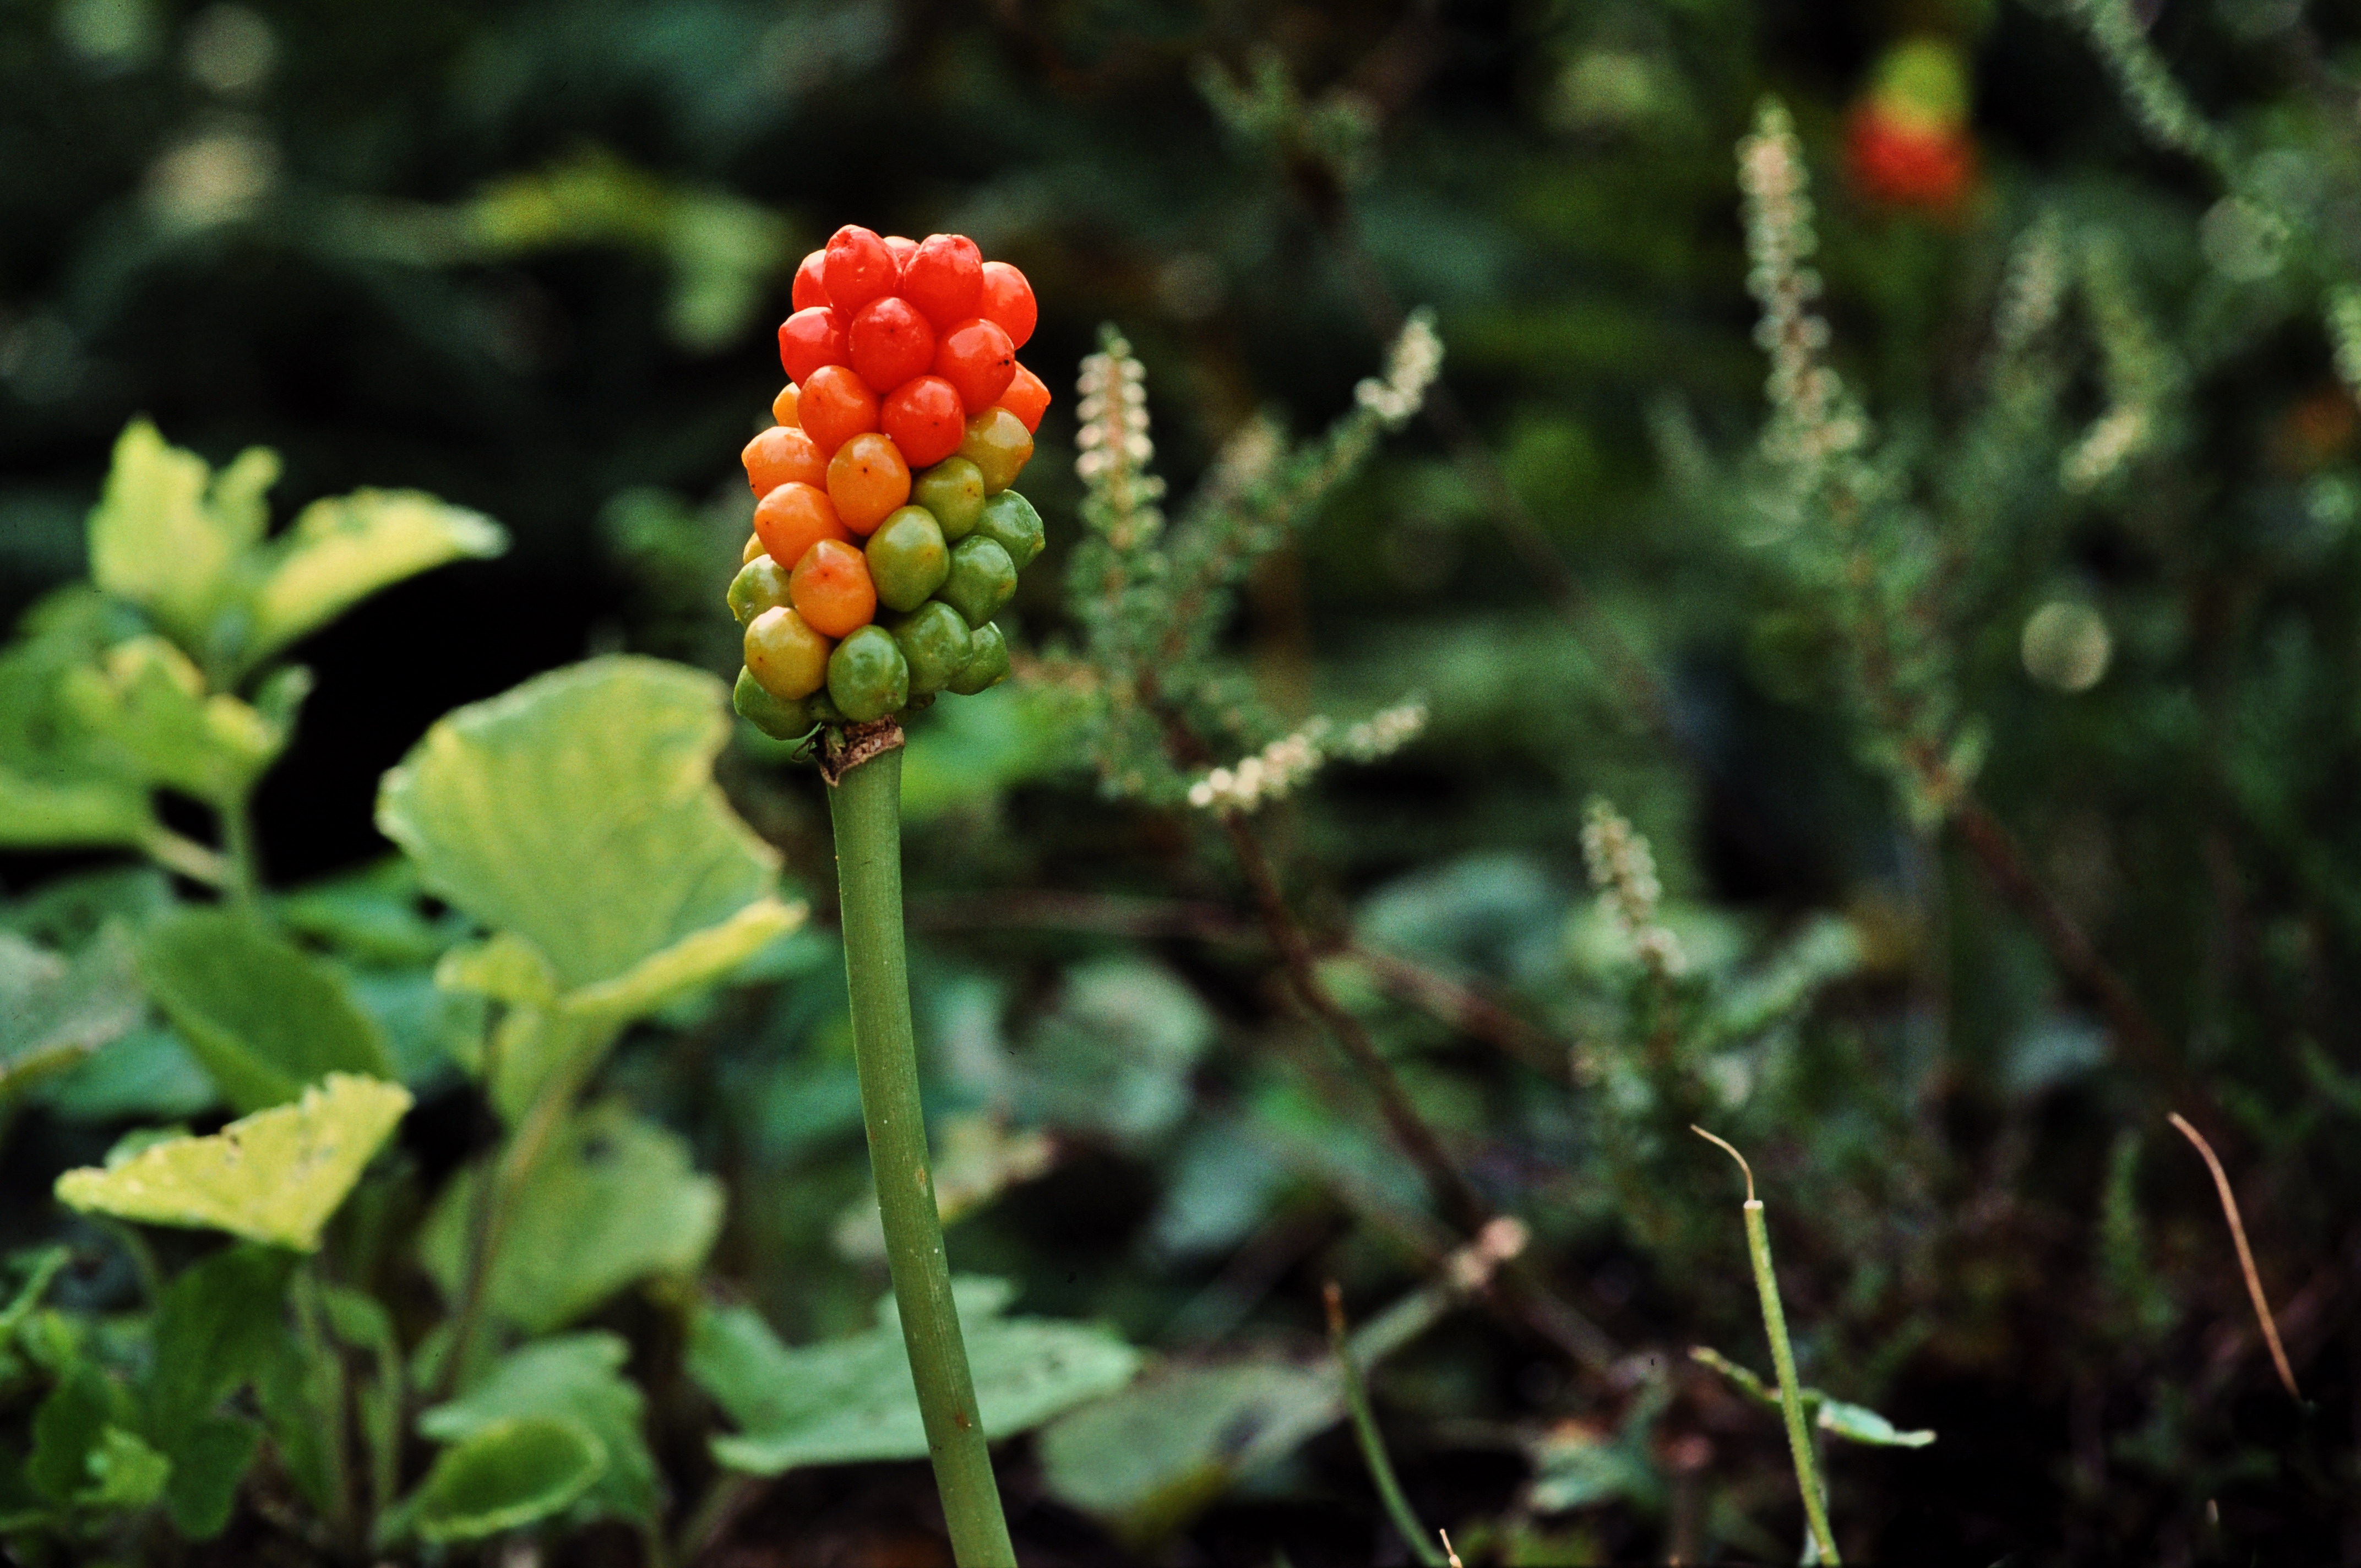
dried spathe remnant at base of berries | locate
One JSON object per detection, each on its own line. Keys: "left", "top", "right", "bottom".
{"left": 733, "top": 225, "right": 1048, "bottom": 738}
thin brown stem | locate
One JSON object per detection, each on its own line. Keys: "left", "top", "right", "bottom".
{"left": 2167, "top": 1112, "right": 2300, "bottom": 1400}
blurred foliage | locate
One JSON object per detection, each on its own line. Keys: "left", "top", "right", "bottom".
{"left": 4, "top": 0, "right": 2360, "bottom": 1562}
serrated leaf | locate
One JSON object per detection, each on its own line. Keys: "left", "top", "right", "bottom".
{"left": 1816, "top": 1397, "right": 1935, "bottom": 1448}
{"left": 1036, "top": 1360, "right": 1338, "bottom": 1536}
{"left": 243, "top": 491, "right": 506, "bottom": 675}
{"left": 140, "top": 909, "right": 393, "bottom": 1112}
{"left": 692, "top": 1278, "right": 1140, "bottom": 1475}
{"left": 55, "top": 1073, "right": 411, "bottom": 1250}
{"left": 84, "top": 420, "right": 247, "bottom": 644}
{"left": 376, "top": 656, "right": 783, "bottom": 993}
{"left": 418, "top": 1101, "right": 720, "bottom": 1333}
{"left": 399, "top": 1416, "right": 605, "bottom": 1545}
{"left": 421, "top": 1334, "right": 655, "bottom": 1527}
{"left": 62, "top": 636, "right": 287, "bottom": 806}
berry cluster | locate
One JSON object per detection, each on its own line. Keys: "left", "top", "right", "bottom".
{"left": 729, "top": 226, "right": 1048, "bottom": 736}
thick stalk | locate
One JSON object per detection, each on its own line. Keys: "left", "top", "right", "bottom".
{"left": 829, "top": 745, "right": 1015, "bottom": 1568}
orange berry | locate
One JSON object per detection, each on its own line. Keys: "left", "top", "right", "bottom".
{"left": 743, "top": 532, "right": 765, "bottom": 565}
{"left": 772, "top": 382, "right": 801, "bottom": 427}
{"left": 742, "top": 424, "right": 826, "bottom": 496}
{"left": 997, "top": 362, "right": 1051, "bottom": 433}
{"left": 848, "top": 295, "right": 937, "bottom": 393}
{"left": 823, "top": 225, "right": 899, "bottom": 312}
{"left": 933, "top": 317, "right": 1015, "bottom": 411}
{"left": 827, "top": 431, "right": 913, "bottom": 535}
{"left": 791, "top": 249, "right": 828, "bottom": 312}
{"left": 978, "top": 260, "right": 1036, "bottom": 349}
{"left": 752, "top": 481, "right": 853, "bottom": 571}
{"left": 881, "top": 375, "right": 967, "bottom": 468}
{"left": 903, "top": 234, "right": 983, "bottom": 329}
{"left": 790, "top": 537, "right": 878, "bottom": 636}
{"left": 799, "top": 363, "right": 879, "bottom": 457}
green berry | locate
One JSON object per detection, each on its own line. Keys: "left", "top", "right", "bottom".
{"left": 972, "top": 490, "right": 1044, "bottom": 571}
{"left": 946, "top": 622, "right": 1011, "bottom": 695}
{"left": 938, "top": 536, "right": 1016, "bottom": 627}
{"left": 827, "top": 623, "right": 910, "bottom": 722}
{"left": 865, "top": 505, "right": 950, "bottom": 613}
{"left": 734, "top": 666, "right": 813, "bottom": 739}
{"left": 911, "top": 457, "right": 987, "bottom": 540}
{"left": 727, "top": 555, "right": 794, "bottom": 625}
{"left": 806, "top": 686, "right": 846, "bottom": 726}
{"left": 889, "top": 600, "right": 975, "bottom": 695}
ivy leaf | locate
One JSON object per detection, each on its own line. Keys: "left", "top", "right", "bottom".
{"left": 420, "top": 1334, "right": 656, "bottom": 1527}
{"left": 84, "top": 420, "right": 265, "bottom": 646}
{"left": 54, "top": 1072, "right": 412, "bottom": 1251}
{"left": 376, "top": 656, "right": 786, "bottom": 993}
{"left": 393, "top": 1417, "right": 606, "bottom": 1545}
{"left": 690, "top": 1277, "right": 1141, "bottom": 1475}
{"left": 241, "top": 491, "right": 507, "bottom": 677}
{"left": 139, "top": 909, "right": 393, "bottom": 1112}
{"left": 0, "top": 591, "right": 158, "bottom": 850}
{"left": 418, "top": 1101, "right": 721, "bottom": 1333}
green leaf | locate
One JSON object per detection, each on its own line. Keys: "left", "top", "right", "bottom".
{"left": 146, "top": 1246, "right": 293, "bottom": 1444}
{"left": 396, "top": 1416, "right": 605, "bottom": 1545}
{"left": 376, "top": 656, "right": 785, "bottom": 992}
{"left": 26, "top": 1362, "right": 118, "bottom": 1505}
{"left": 55, "top": 1072, "right": 412, "bottom": 1251}
{"left": 1021, "top": 958, "right": 1215, "bottom": 1142}
{"left": 0, "top": 924, "right": 143, "bottom": 1090}
{"left": 0, "top": 767, "right": 156, "bottom": 850}
{"left": 62, "top": 636, "right": 289, "bottom": 807}
{"left": 84, "top": 420, "right": 254, "bottom": 644}
{"left": 1036, "top": 1360, "right": 1339, "bottom": 1538}
{"left": 1816, "top": 1397, "right": 1935, "bottom": 1448}
{"left": 242, "top": 491, "right": 506, "bottom": 675}
{"left": 139, "top": 909, "right": 393, "bottom": 1112}
{"left": 691, "top": 1277, "right": 1140, "bottom": 1475}
{"left": 72, "top": 1427, "right": 172, "bottom": 1512}
{"left": 420, "top": 1333, "right": 655, "bottom": 1527}
{"left": 419, "top": 1101, "right": 721, "bottom": 1333}
{"left": 160, "top": 1415, "right": 260, "bottom": 1539}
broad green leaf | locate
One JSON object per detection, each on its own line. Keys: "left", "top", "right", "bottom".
{"left": 160, "top": 1415, "right": 259, "bottom": 1539}
{"left": 242, "top": 491, "right": 506, "bottom": 674}
{"left": 398, "top": 1416, "right": 605, "bottom": 1545}
{"left": 276, "top": 858, "right": 464, "bottom": 967}
{"left": 376, "top": 656, "right": 783, "bottom": 992}
{"left": 692, "top": 1277, "right": 1140, "bottom": 1475}
{"left": 0, "top": 924, "right": 143, "bottom": 1090}
{"left": 139, "top": 909, "right": 393, "bottom": 1112}
{"left": 84, "top": 420, "right": 249, "bottom": 643}
{"left": 39, "top": 1026, "right": 219, "bottom": 1123}
{"left": 1036, "top": 1360, "right": 1337, "bottom": 1537}
{"left": 832, "top": 1112, "right": 1056, "bottom": 1261}
{"left": 0, "top": 767, "right": 155, "bottom": 849}
{"left": 563, "top": 897, "right": 803, "bottom": 1027}
{"left": 147, "top": 1246, "right": 294, "bottom": 1442}
{"left": 421, "top": 1334, "right": 655, "bottom": 1527}
{"left": 434, "top": 930, "right": 561, "bottom": 1009}
{"left": 1021, "top": 958, "right": 1214, "bottom": 1142}
{"left": 0, "top": 592, "right": 157, "bottom": 849}
{"left": 418, "top": 1101, "right": 721, "bottom": 1333}
{"left": 1816, "top": 1397, "right": 1935, "bottom": 1448}
{"left": 62, "top": 636, "right": 288, "bottom": 806}
{"left": 55, "top": 1072, "right": 412, "bottom": 1250}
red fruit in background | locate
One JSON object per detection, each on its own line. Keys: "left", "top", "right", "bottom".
{"left": 799, "top": 363, "right": 880, "bottom": 456}
{"left": 823, "top": 225, "right": 899, "bottom": 311}
{"left": 848, "top": 295, "right": 937, "bottom": 393}
{"left": 903, "top": 235, "right": 983, "bottom": 329}
{"left": 779, "top": 307, "right": 848, "bottom": 383}
{"left": 978, "top": 260, "right": 1036, "bottom": 349}
{"left": 997, "top": 362, "right": 1051, "bottom": 433}
{"left": 933, "top": 318, "right": 1015, "bottom": 410}
{"left": 882, "top": 375, "right": 967, "bottom": 467}
{"left": 1846, "top": 106, "right": 1976, "bottom": 213}
{"left": 791, "top": 249, "right": 829, "bottom": 312}
{"left": 884, "top": 235, "right": 918, "bottom": 268}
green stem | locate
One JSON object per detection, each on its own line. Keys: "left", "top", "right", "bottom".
{"left": 829, "top": 743, "right": 1015, "bottom": 1568}
{"left": 292, "top": 1264, "right": 355, "bottom": 1548}
{"left": 220, "top": 792, "right": 264, "bottom": 910}
{"left": 1745, "top": 1199, "right": 1838, "bottom": 1565}
{"left": 1326, "top": 1283, "right": 1445, "bottom": 1568}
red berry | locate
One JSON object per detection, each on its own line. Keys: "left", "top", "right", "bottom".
{"left": 848, "top": 295, "right": 937, "bottom": 393}
{"left": 978, "top": 260, "right": 1036, "bottom": 349}
{"left": 997, "top": 361, "right": 1051, "bottom": 433}
{"left": 779, "top": 307, "right": 848, "bottom": 384}
{"left": 799, "top": 363, "right": 879, "bottom": 457}
{"left": 882, "top": 375, "right": 967, "bottom": 467}
{"left": 933, "top": 318, "right": 1015, "bottom": 411}
{"left": 1846, "top": 104, "right": 1976, "bottom": 213}
{"left": 791, "top": 249, "right": 829, "bottom": 312}
{"left": 884, "top": 235, "right": 918, "bottom": 269}
{"left": 902, "top": 235, "right": 983, "bottom": 329}
{"left": 823, "top": 225, "right": 899, "bottom": 312}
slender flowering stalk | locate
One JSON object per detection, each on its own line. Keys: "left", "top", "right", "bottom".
{"left": 1184, "top": 701, "right": 1427, "bottom": 811}
{"left": 1693, "top": 1126, "right": 1841, "bottom": 1565}
{"left": 1581, "top": 799, "right": 1685, "bottom": 978}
